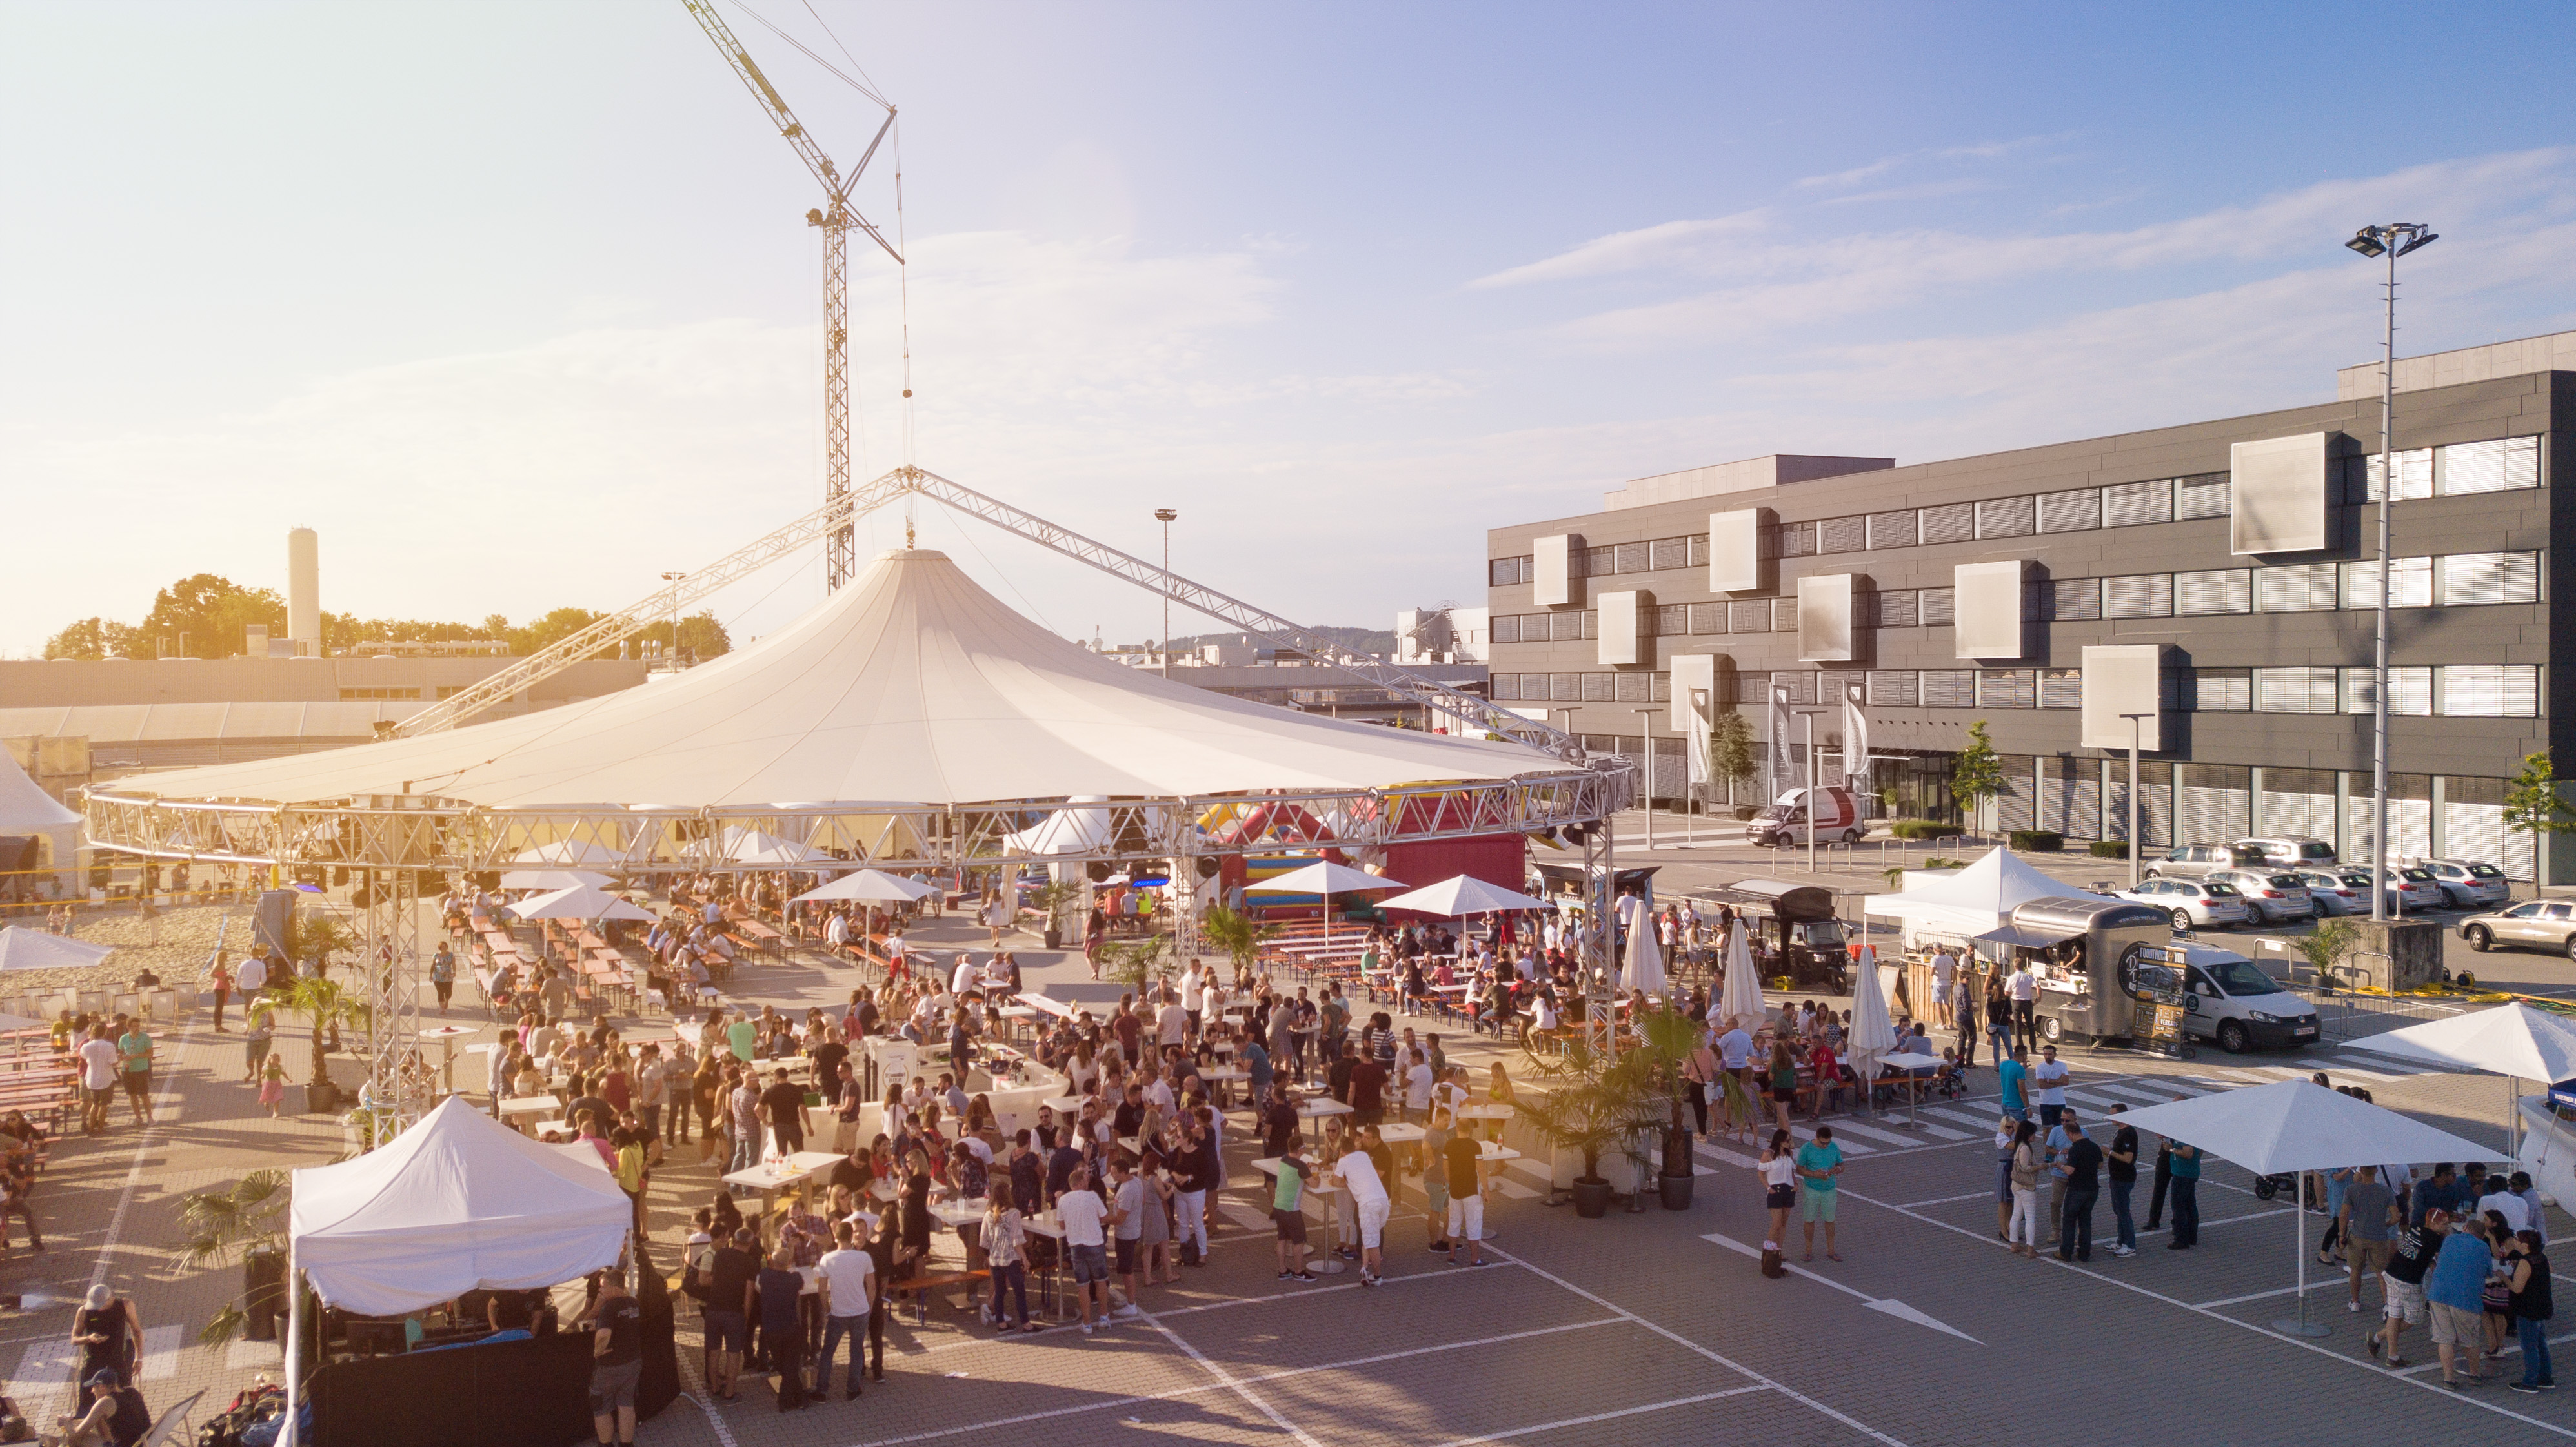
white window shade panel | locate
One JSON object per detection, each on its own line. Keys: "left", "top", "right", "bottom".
{"left": 2179, "top": 784, "right": 2250, "bottom": 845}
{"left": 1668, "top": 653, "right": 1718, "bottom": 733}
{"left": 2339, "top": 667, "right": 2432, "bottom": 715}
{"left": 2440, "top": 802, "right": 2535, "bottom": 881}
{"left": 2254, "top": 563, "right": 2338, "bottom": 612}
{"left": 2345, "top": 793, "right": 2431, "bottom": 862}
{"left": 1953, "top": 560, "right": 2026, "bottom": 660}
{"left": 2230, "top": 432, "right": 2330, "bottom": 554}
{"left": 2104, "top": 480, "right": 2174, "bottom": 527}
{"left": 1709, "top": 509, "right": 1767, "bottom": 594}
{"left": 2438, "top": 436, "right": 2541, "bottom": 496}
{"left": 2440, "top": 665, "right": 2541, "bottom": 718}
{"left": 2080, "top": 644, "right": 2162, "bottom": 749}
{"left": 2175, "top": 569, "right": 2251, "bottom": 615}
{"left": 1533, "top": 534, "right": 1578, "bottom": 607}
{"left": 2255, "top": 667, "right": 2339, "bottom": 714}
{"left": 1597, "top": 589, "right": 1644, "bottom": 667}
{"left": 2259, "top": 787, "right": 2336, "bottom": 843}
{"left": 2364, "top": 447, "right": 2434, "bottom": 501}
{"left": 2439, "top": 552, "right": 2541, "bottom": 607}
{"left": 1796, "top": 574, "right": 1859, "bottom": 662}
{"left": 2340, "top": 558, "right": 2433, "bottom": 609}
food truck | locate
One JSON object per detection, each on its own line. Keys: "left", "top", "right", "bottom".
{"left": 1995, "top": 896, "right": 2173, "bottom": 1046}
{"left": 1711, "top": 878, "right": 1853, "bottom": 992}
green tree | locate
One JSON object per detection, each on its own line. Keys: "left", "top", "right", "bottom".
{"left": 1198, "top": 903, "right": 1279, "bottom": 980}
{"left": 41, "top": 616, "right": 143, "bottom": 660}
{"left": 138, "top": 573, "right": 287, "bottom": 658}
{"left": 507, "top": 607, "right": 612, "bottom": 658}
{"left": 1952, "top": 720, "right": 2006, "bottom": 825}
{"left": 1102, "top": 935, "right": 1172, "bottom": 994}
{"left": 276, "top": 974, "right": 369, "bottom": 1086}
{"left": 2293, "top": 918, "right": 2361, "bottom": 987}
{"left": 636, "top": 611, "right": 734, "bottom": 663}
{"left": 179, "top": 1169, "right": 291, "bottom": 1345}
{"left": 1705, "top": 709, "right": 1756, "bottom": 796}
{"left": 2506, "top": 752, "right": 2575, "bottom": 878}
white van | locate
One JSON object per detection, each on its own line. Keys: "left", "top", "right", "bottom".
{"left": 2164, "top": 941, "right": 2322, "bottom": 1053}
{"left": 1745, "top": 786, "right": 1867, "bottom": 849}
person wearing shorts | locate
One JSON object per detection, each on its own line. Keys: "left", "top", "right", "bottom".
{"left": 585, "top": 1276, "right": 643, "bottom": 1446}
{"left": 1056, "top": 1166, "right": 1111, "bottom": 1334}
{"left": 2372, "top": 1209, "right": 2444, "bottom": 1368}
{"left": 1442, "top": 1127, "right": 1487, "bottom": 1268}
{"left": 1336, "top": 1144, "right": 1391, "bottom": 1286}
{"left": 1271, "top": 1152, "right": 1314, "bottom": 1280}
{"left": 1421, "top": 1113, "right": 1453, "bottom": 1252}
{"left": 1795, "top": 1127, "right": 1845, "bottom": 1262}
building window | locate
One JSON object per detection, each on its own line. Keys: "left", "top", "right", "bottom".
{"left": 1489, "top": 556, "right": 1531, "bottom": 587}
{"left": 2340, "top": 558, "right": 2432, "bottom": 609}
{"left": 1581, "top": 673, "right": 1616, "bottom": 702}
{"left": 1615, "top": 672, "right": 1653, "bottom": 702}
{"left": 1816, "top": 516, "right": 1867, "bottom": 554}
{"left": 1491, "top": 674, "right": 1520, "bottom": 702}
{"left": 1613, "top": 541, "right": 1649, "bottom": 574}
{"left": 2175, "top": 568, "right": 2251, "bottom": 616}
{"left": 2103, "top": 573, "right": 2173, "bottom": 618}
{"left": 2051, "top": 578, "right": 2101, "bottom": 621}
{"left": 1730, "top": 671, "right": 1768, "bottom": 706}
{"left": 2038, "top": 669, "right": 2082, "bottom": 709}
{"left": 1551, "top": 673, "right": 1582, "bottom": 702}
{"left": 1771, "top": 598, "right": 1799, "bottom": 634}
{"left": 1649, "top": 536, "right": 1692, "bottom": 571}
{"left": 1773, "top": 521, "right": 1815, "bottom": 558}
{"left": 2186, "top": 668, "right": 2252, "bottom": 712}
{"left": 2364, "top": 447, "right": 2434, "bottom": 501}
{"left": 2038, "top": 488, "right": 2099, "bottom": 533}
{"left": 1920, "top": 670, "right": 1975, "bottom": 707}
{"left": 2437, "top": 551, "right": 2541, "bottom": 607}
{"left": 2339, "top": 666, "right": 2433, "bottom": 716}
{"left": 1867, "top": 510, "right": 1917, "bottom": 549}
{"left": 1978, "top": 669, "right": 2035, "bottom": 708}
{"left": 1773, "top": 671, "right": 1817, "bottom": 705}
{"left": 1920, "top": 587, "right": 1955, "bottom": 626}
{"left": 1647, "top": 603, "right": 1687, "bottom": 636}
{"left": 338, "top": 687, "right": 421, "bottom": 700}
{"left": 1688, "top": 602, "right": 1727, "bottom": 634}
{"left": 2104, "top": 480, "right": 2174, "bottom": 527}
{"left": 1491, "top": 615, "right": 1521, "bottom": 645}
{"left": 1866, "top": 670, "right": 1918, "bottom": 707}
{"left": 2440, "top": 665, "right": 2541, "bottom": 718}
{"left": 2177, "top": 472, "right": 2231, "bottom": 519}
{"left": 1977, "top": 496, "right": 2034, "bottom": 540}
{"left": 2253, "top": 667, "right": 2340, "bottom": 714}
{"left": 1875, "top": 589, "right": 1919, "bottom": 628}
{"left": 2438, "top": 436, "right": 2541, "bottom": 495}
{"left": 1728, "top": 599, "right": 1773, "bottom": 633}
{"left": 1920, "top": 503, "right": 1975, "bottom": 545}
{"left": 2254, "top": 563, "right": 2337, "bottom": 612}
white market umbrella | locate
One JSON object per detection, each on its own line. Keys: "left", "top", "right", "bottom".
{"left": 510, "top": 884, "right": 654, "bottom": 923}
{"left": 1373, "top": 875, "right": 1550, "bottom": 918}
{"left": 2110, "top": 1080, "right": 2497, "bottom": 1338}
{"left": 499, "top": 869, "right": 611, "bottom": 892}
{"left": 1245, "top": 862, "right": 1405, "bottom": 954}
{"left": 2345, "top": 1003, "right": 2576, "bottom": 1157}
{"left": 1718, "top": 925, "right": 1766, "bottom": 1031}
{"left": 792, "top": 869, "right": 939, "bottom": 905}
{"left": 1625, "top": 910, "right": 1668, "bottom": 997}
{"left": 1879, "top": 1049, "right": 1945, "bottom": 1128}
{"left": 0, "top": 927, "right": 115, "bottom": 972}
{"left": 1847, "top": 945, "right": 1898, "bottom": 1115}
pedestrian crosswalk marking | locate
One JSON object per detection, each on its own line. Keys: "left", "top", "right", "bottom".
{"left": 1694, "top": 1142, "right": 1757, "bottom": 1170}
{"left": 138, "top": 1324, "right": 181, "bottom": 1381}
{"left": 1906, "top": 1120, "right": 1975, "bottom": 1141}
{"left": 2089, "top": 1081, "right": 2193, "bottom": 1104}
{"left": 1924, "top": 1106, "right": 2002, "bottom": 1129}
{"left": 6, "top": 1339, "right": 74, "bottom": 1413}
{"left": 1822, "top": 1120, "right": 1920, "bottom": 1148}
{"left": 1218, "top": 1200, "right": 1272, "bottom": 1232}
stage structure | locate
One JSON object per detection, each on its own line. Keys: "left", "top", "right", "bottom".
{"left": 81, "top": 469, "right": 1635, "bottom": 1125}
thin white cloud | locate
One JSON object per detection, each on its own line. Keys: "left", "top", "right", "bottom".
{"left": 1817, "top": 177, "right": 2004, "bottom": 207}
{"left": 1463, "top": 210, "right": 1771, "bottom": 290}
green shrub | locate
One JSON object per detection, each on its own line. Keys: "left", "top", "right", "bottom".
{"left": 2008, "top": 830, "right": 2064, "bottom": 853}
{"left": 1889, "top": 818, "right": 1953, "bottom": 840}
{"left": 2088, "top": 840, "right": 2130, "bottom": 859}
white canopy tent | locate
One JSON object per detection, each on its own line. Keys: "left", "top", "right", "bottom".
{"left": 2344, "top": 1002, "right": 2576, "bottom": 1156}
{"left": 1718, "top": 925, "right": 1766, "bottom": 1029}
{"left": 0, "top": 754, "right": 77, "bottom": 831}
{"left": 512, "top": 840, "right": 630, "bottom": 868}
{"left": 690, "top": 825, "right": 825, "bottom": 868}
{"left": 1246, "top": 862, "right": 1404, "bottom": 953}
{"left": 1001, "top": 798, "right": 1118, "bottom": 857}
{"left": 1862, "top": 848, "right": 2109, "bottom": 948}
{"left": 497, "top": 869, "right": 611, "bottom": 892}
{"left": 1848, "top": 944, "right": 1898, "bottom": 1107}
{"left": 2108, "top": 1080, "right": 2495, "bottom": 1337}
{"left": 1367, "top": 875, "right": 1550, "bottom": 918}
{"left": 91, "top": 550, "right": 1559, "bottom": 813}
{"left": 508, "top": 884, "right": 654, "bottom": 923}
{"left": 0, "top": 927, "right": 114, "bottom": 972}
{"left": 792, "top": 868, "right": 940, "bottom": 906}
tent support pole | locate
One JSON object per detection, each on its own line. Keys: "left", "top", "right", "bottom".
{"left": 281, "top": 1238, "right": 303, "bottom": 1447}
{"left": 2271, "top": 1187, "right": 2329, "bottom": 1337}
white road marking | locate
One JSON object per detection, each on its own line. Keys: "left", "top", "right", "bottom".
{"left": 1897, "top": 1191, "right": 1994, "bottom": 1209}
{"left": 1701, "top": 1232, "right": 1982, "bottom": 1344}
{"left": 6, "top": 1341, "right": 74, "bottom": 1405}
{"left": 1924, "top": 1106, "right": 2005, "bottom": 1129}
{"left": 137, "top": 1324, "right": 181, "bottom": 1381}
{"left": 1491, "top": 1178, "right": 1540, "bottom": 1199}
{"left": 1694, "top": 1143, "right": 1758, "bottom": 1170}
{"left": 1426, "top": 1387, "right": 1772, "bottom": 1447}
{"left": 1820, "top": 1120, "right": 1920, "bottom": 1148}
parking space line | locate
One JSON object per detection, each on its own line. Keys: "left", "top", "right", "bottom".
{"left": 1427, "top": 1386, "right": 1771, "bottom": 1446}
{"left": 2193, "top": 1284, "right": 2306, "bottom": 1308}
{"left": 1897, "top": 1191, "right": 1991, "bottom": 1209}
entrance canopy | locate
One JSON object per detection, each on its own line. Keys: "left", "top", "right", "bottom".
{"left": 289, "top": 1097, "right": 632, "bottom": 1315}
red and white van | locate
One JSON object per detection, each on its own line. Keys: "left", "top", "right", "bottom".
{"left": 1746, "top": 786, "right": 1867, "bottom": 848}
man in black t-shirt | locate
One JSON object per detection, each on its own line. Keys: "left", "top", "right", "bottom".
{"left": 1327, "top": 1044, "right": 1356, "bottom": 1106}
{"left": 810, "top": 1032, "right": 850, "bottom": 1105}
{"left": 585, "top": 1275, "right": 644, "bottom": 1445}
{"left": 2055, "top": 1119, "right": 2105, "bottom": 1262}
{"left": 2106, "top": 1106, "right": 2141, "bottom": 1257}
{"left": 703, "top": 1229, "right": 759, "bottom": 1401}
{"left": 1261, "top": 1084, "right": 1300, "bottom": 1157}
{"left": 1347, "top": 1053, "right": 1388, "bottom": 1128}
{"left": 758, "top": 1068, "right": 808, "bottom": 1158}
{"left": 2371, "top": 1209, "right": 2448, "bottom": 1368}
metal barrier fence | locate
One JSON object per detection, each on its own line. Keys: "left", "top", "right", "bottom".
{"left": 2282, "top": 978, "right": 2466, "bottom": 1043}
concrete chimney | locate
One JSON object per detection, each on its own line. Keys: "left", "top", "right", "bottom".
{"left": 287, "top": 527, "right": 320, "bottom": 654}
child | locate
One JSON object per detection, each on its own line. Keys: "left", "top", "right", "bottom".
{"left": 258, "top": 1057, "right": 288, "bottom": 1117}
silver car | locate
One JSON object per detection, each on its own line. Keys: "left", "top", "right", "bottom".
{"left": 2342, "top": 867, "right": 2444, "bottom": 914}
{"left": 2408, "top": 858, "right": 2510, "bottom": 909}
{"left": 2233, "top": 835, "right": 2340, "bottom": 870}
{"left": 2461, "top": 900, "right": 2576, "bottom": 958}
{"left": 2116, "top": 877, "right": 2252, "bottom": 931}
{"left": 2293, "top": 870, "right": 2366, "bottom": 916}
{"left": 2206, "top": 869, "right": 2314, "bottom": 924}
{"left": 2147, "top": 844, "right": 2260, "bottom": 883}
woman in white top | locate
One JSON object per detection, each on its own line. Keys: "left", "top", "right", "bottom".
{"left": 1758, "top": 1128, "right": 1798, "bottom": 1248}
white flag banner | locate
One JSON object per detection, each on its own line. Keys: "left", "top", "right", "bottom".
{"left": 1843, "top": 681, "right": 1870, "bottom": 791}
{"left": 1768, "top": 685, "right": 1793, "bottom": 796}
{"left": 1686, "top": 707, "right": 1710, "bottom": 785}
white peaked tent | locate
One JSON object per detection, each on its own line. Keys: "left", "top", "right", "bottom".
{"left": 1849, "top": 944, "right": 1897, "bottom": 1070}
{"left": 2109, "top": 1080, "right": 2496, "bottom": 1337}
{"left": 1862, "top": 847, "right": 2106, "bottom": 941}
{"left": 509, "top": 884, "right": 654, "bottom": 923}
{"left": 793, "top": 868, "right": 940, "bottom": 906}
{"left": 0, "top": 754, "right": 77, "bottom": 831}
{"left": 94, "top": 549, "right": 1558, "bottom": 811}
{"left": 1245, "top": 861, "right": 1404, "bottom": 898}
{"left": 1374, "top": 875, "right": 1551, "bottom": 918}
{"left": 513, "top": 840, "right": 630, "bottom": 868}
{"left": 498, "top": 869, "right": 612, "bottom": 892}
{"left": 1003, "top": 798, "right": 1118, "bottom": 856}
{"left": 0, "top": 928, "right": 115, "bottom": 972}
{"left": 2345, "top": 1002, "right": 2576, "bottom": 1155}
{"left": 288, "top": 1096, "right": 631, "bottom": 1315}
{"left": 1718, "top": 925, "right": 1766, "bottom": 1027}
{"left": 691, "top": 825, "right": 825, "bottom": 867}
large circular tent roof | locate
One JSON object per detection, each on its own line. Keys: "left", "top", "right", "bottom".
{"left": 103, "top": 548, "right": 1562, "bottom": 813}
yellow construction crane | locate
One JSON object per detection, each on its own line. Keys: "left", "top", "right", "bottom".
{"left": 680, "top": 0, "right": 902, "bottom": 591}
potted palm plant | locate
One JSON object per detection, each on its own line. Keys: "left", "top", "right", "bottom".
{"left": 1198, "top": 903, "right": 1278, "bottom": 983}
{"left": 1627, "top": 1003, "right": 1702, "bottom": 1211}
{"left": 1032, "top": 880, "right": 1085, "bottom": 950}
{"left": 277, "top": 975, "right": 368, "bottom": 1115}
{"left": 1515, "top": 1030, "right": 1671, "bottom": 1218}
{"left": 179, "top": 1169, "right": 290, "bottom": 1344}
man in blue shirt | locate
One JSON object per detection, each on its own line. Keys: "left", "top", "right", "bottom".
{"left": 1795, "top": 1126, "right": 1847, "bottom": 1262}
{"left": 2425, "top": 1214, "right": 2499, "bottom": 1390}
{"left": 1997, "top": 1048, "right": 2029, "bottom": 1124}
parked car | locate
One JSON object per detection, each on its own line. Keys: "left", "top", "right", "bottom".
{"left": 2460, "top": 899, "right": 2576, "bottom": 958}
{"left": 2146, "top": 843, "right": 2262, "bottom": 882}
{"left": 2234, "top": 835, "right": 2340, "bottom": 870}
{"left": 2340, "top": 866, "right": 2444, "bottom": 914}
{"left": 2115, "top": 877, "right": 2253, "bottom": 931}
{"left": 2204, "top": 869, "right": 2314, "bottom": 924}
{"left": 2293, "top": 870, "right": 2366, "bottom": 916}
{"left": 2400, "top": 858, "right": 2511, "bottom": 910}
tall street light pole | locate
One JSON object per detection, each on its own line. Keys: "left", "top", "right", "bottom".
{"left": 659, "top": 572, "right": 687, "bottom": 673}
{"left": 1797, "top": 709, "right": 1830, "bottom": 875}
{"left": 2120, "top": 711, "right": 2153, "bottom": 889}
{"left": 2346, "top": 222, "right": 2437, "bottom": 921}
{"left": 1154, "top": 509, "right": 1178, "bottom": 679}
{"left": 1633, "top": 707, "right": 1659, "bottom": 852}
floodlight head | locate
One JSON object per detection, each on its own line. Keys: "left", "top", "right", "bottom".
{"left": 2395, "top": 230, "right": 2437, "bottom": 257}
{"left": 1154, "top": 508, "right": 1178, "bottom": 523}
{"left": 2346, "top": 229, "right": 2388, "bottom": 258}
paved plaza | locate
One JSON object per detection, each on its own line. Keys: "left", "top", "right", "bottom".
{"left": 10, "top": 893, "right": 2576, "bottom": 1447}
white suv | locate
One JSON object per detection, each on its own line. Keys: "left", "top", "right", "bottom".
{"left": 2234, "top": 836, "right": 2339, "bottom": 870}
{"left": 2116, "top": 878, "right": 2252, "bottom": 931}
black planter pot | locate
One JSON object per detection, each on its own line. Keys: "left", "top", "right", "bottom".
{"left": 303, "top": 1080, "right": 341, "bottom": 1115}
{"left": 1659, "top": 1172, "right": 1695, "bottom": 1210}
{"left": 1571, "top": 1177, "right": 1613, "bottom": 1218}
{"left": 1043, "top": 928, "right": 1063, "bottom": 949}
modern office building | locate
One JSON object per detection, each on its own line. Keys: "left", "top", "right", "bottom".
{"left": 1485, "top": 331, "right": 2573, "bottom": 880}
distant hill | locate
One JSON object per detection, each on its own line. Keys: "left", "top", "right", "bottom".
{"left": 1166, "top": 627, "right": 1398, "bottom": 658}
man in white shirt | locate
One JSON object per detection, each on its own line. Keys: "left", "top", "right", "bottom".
{"left": 1402, "top": 1050, "right": 1434, "bottom": 1124}
{"left": 1333, "top": 1142, "right": 1391, "bottom": 1286}
{"left": 1055, "top": 1164, "right": 1113, "bottom": 1335}
{"left": 77, "top": 1027, "right": 119, "bottom": 1135}
{"left": 2007, "top": 964, "right": 2039, "bottom": 1050}
{"left": 2479, "top": 1182, "right": 2534, "bottom": 1234}
{"left": 237, "top": 952, "right": 268, "bottom": 998}
{"left": 1156, "top": 990, "right": 1189, "bottom": 1051}
{"left": 1931, "top": 948, "right": 1958, "bottom": 1014}
{"left": 2031, "top": 1044, "right": 2071, "bottom": 1129}
{"left": 950, "top": 955, "right": 976, "bottom": 999}
{"left": 824, "top": 912, "right": 850, "bottom": 950}
{"left": 1180, "top": 962, "right": 1207, "bottom": 1038}
{"left": 815, "top": 1219, "right": 876, "bottom": 1401}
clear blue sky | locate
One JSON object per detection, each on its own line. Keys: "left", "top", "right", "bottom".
{"left": 5, "top": 2, "right": 2573, "bottom": 655}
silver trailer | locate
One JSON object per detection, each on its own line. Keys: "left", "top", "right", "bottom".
{"left": 2006, "top": 896, "right": 2172, "bottom": 1046}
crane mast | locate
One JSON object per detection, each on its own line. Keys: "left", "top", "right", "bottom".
{"left": 680, "top": 0, "right": 900, "bottom": 591}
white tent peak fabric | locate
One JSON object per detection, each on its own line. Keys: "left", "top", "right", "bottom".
{"left": 96, "top": 548, "right": 1560, "bottom": 812}
{"left": 0, "top": 754, "right": 77, "bottom": 831}
{"left": 510, "top": 884, "right": 652, "bottom": 922}
{"left": 289, "top": 1095, "right": 632, "bottom": 1315}
{"left": 1374, "top": 875, "right": 1549, "bottom": 917}
{"left": 0, "top": 927, "right": 115, "bottom": 973}
{"left": 2101, "top": 1078, "right": 2497, "bottom": 1175}
{"left": 792, "top": 868, "right": 938, "bottom": 905}
{"left": 1887, "top": 847, "right": 2088, "bottom": 915}
{"left": 1245, "top": 862, "right": 1405, "bottom": 896}
{"left": 2346, "top": 1002, "right": 2576, "bottom": 1084}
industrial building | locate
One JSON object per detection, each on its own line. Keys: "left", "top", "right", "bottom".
{"left": 1484, "top": 330, "right": 2573, "bottom": 880}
